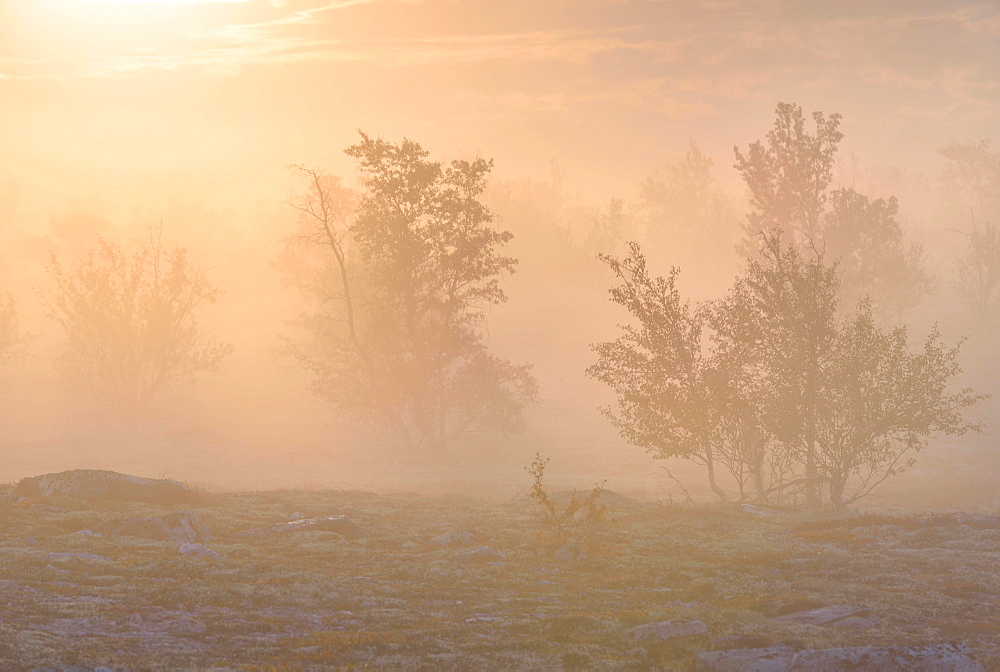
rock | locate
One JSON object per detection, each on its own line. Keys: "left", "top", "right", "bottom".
{"left": 289, "top": 511, "right": 306, "bottom": 520}
{"left": 178, "top": 542, "right": 221, "bottom": 559}
{"left": 697, "top": 646, "right": 794, "bottom": 671}
{"left": 455, "top": 546, "right": 505, "bottom": 564}
{"left": 555, "top": 542, "right": 586, "bottom": 562}
{"left": 950, "top": 512, "right": 1000, "bottom": 527}
{"left": 86, "top": 511, "right": 211, "bottom": 543}
{"left": 627, "top": 647, "right": 648, "bottom": 660}
{"left": 740, "top": 504, "right": 787, "bottom": 517}
{"left": 627, "top": 619, "right": 709, "bottom": 641}
{"left": 27, "top": 503, "right": 68, "bottom": 513}
{"left": 125, "top": 609, "right": 207, "bottom": 637}
{"left": 831, "top": 615, "right": 881, "bottom": 629}
{"left": 775, "top": 604, "right": 877, "bottom": 627}
{"left": 696, "top": 643, "right": 983, "bottom": 671}
{"left": 241, "top": 515, "right": 367, "bottom": 540}
{"left": 429, "top": 531, "right": 475, "bottom": 547}
{"left": 23, "top": 537, "right": 39, "bottom": 545}
{"left": 712, "top": 634, "right": 773, "bottom": 650}
{"left": 47, "top": 552, "right": 112, "bottom": 562}
{"left": 14, "top": 469, "right": 195, "bottom": 505}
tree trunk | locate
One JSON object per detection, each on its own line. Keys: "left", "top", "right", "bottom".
{"left": 829, "top": 472, "right": 847, "bottom": 509}
{"left": 705, "top": 446, "right": 729, "bottom": 503}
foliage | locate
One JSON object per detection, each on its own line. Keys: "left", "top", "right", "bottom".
{"left": 589, "top": 238, "right": 984, "bottom": 508}
{"left": 44, "top": 228, "right": 232, "bottom": 415}
{"left": 586, "top": 242, "right": 730, "bottom": 500}
{"left": 736, "top": 102, "right": 930, "bottom": 315}
{"left": 817, "top": 300, "right": 987, "bottom": 505}
{"left": 288, "top": 133, "right": 538, "bottom": 451}
{"left": 823, "top": 188, "right": 934, "bottom": 316}
{"left": 719, "top": 236, "right": 841, "bottom": 506}
{"left": 525, "top": 453, "right": 607, "bottom": 550}
{"left": 734, "top": 102, "right": 843, "bottom": 251}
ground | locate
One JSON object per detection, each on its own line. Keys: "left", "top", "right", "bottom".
{"left": 1, "top": 487, "right": 998, "bottom": 670}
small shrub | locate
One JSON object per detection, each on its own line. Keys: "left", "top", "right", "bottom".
{"left": 525, "top": 453, "right": 608, "bottom": 552}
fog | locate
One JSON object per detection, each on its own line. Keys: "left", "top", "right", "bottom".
{"left": 0, "top": 0, "right": 997, "bottom": 510}
{"left": 5, "top": 4, "right": 1000, "bottom": 670}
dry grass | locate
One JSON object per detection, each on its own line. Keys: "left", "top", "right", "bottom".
{"left": 0, "top": 487, "right": 998, "bottom": 669}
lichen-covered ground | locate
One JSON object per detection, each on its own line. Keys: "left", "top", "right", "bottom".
{"left": 1, "top": 487, "right": 999, "bottom": 670}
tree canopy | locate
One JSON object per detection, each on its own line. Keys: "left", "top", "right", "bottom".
{"left": 736, "top": 102, "right": 932, "bottom": 316}
{"left": 44, "top": 228, "right": 232, "bottom": 415}
{"left": 590, "top": 236, "right": 984, "bottom": 507}
{"left": 289, "top": 132, "right": 537, "bottom": 452}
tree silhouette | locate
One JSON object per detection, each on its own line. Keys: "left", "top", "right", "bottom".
{"left": 0, "top": 293, "right": 24, "bottom": 370}
{"left": 940, "top": 140, "right": 1000, "bottom": 221}
{"left": 289, "top": 133, "right": 537, "bottom": 452}
{"left": 954, "top": 220, "right": 1000, "bottom": 321}
{"left": 587, "top": 243, "right": 728, "bottom": 500}
{"left": 818, "top": 300, "right": 985, "bottom": 505}
{"left": 736, "top": 102, "right": 930, "bottom": 315}
{"left": 734, "top": 102, "right": 842, "bottom": 253}
{"left": 940, "top": 141, "right": 1000, "bottom": 321}
{"left": 590, "top": 237, "right": 983, "bottom": 507}
{"left": 44, "top": 227, "right": 232, "bottom": 415}
{"left": 642, "top": 140, "right": 740, "bottom": 286}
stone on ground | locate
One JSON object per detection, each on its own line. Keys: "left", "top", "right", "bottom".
{"left": 627, "top": 619, "right": 709, "bottom": 641}
{"left": 241, "top": 515, "right": 367, "bottom": 540}
{"left": 776, "top": 604, "right": 879, "bottom": 628}
{"left": 13, "top": 469, "right": 195, "bottom": 505}
{"left": 87, "top": 511, "right": 211, "bottom": 543}
{"left": 697, "top": 643, "right": 983, "bottom": 671}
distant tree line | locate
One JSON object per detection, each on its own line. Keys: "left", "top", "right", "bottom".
{"left": 0, "top": 103, "right": 993, "bottom": 511}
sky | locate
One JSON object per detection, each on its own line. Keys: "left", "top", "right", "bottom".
{"left": 0, "top": 0, "right": 997, "bottom": 203}
{"left": 0, "top": 0, "right": 998, "bottom": 495}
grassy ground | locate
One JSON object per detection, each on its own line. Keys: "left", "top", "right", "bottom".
{"left": 1, "top": 487, "right": 998, "bottom": 670}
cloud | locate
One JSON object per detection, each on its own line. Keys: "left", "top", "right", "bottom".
{"left": 0, "top": 0, "right": 996, "bottom": 130}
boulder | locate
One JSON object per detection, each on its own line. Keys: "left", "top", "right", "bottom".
{"left": 696, "top": 643, "right": 983, "bottom": 671}
{"left": 87, "top": 511, "right": 211, "bottom": 543}
{"left": 13, "top": 469, "right": 194, "bottom": 505}
{"left": 241, "top": 515, "right": 367, "bottom": 540}
{"left": 627, "top": 619, "right": 709, "bottom": 641}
